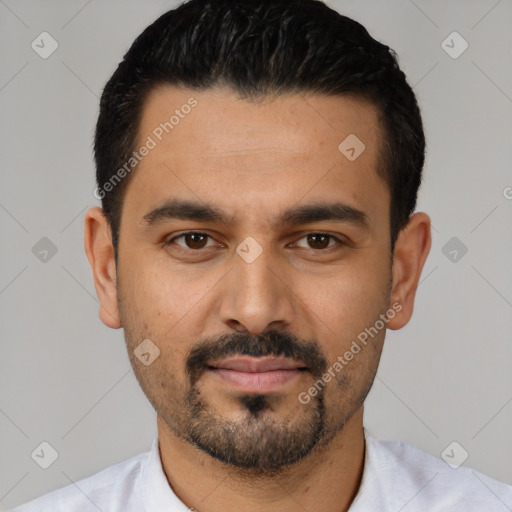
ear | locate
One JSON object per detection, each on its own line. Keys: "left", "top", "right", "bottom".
{"left": 387, "top": 212, "right": 431, "bottom": 330}
{"left": 84, "top": 207, "right": 122, "bottom": 329}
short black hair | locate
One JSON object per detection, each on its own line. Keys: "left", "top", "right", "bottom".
{"left": 94, "top": 0, "right": 425, "bottom": 262}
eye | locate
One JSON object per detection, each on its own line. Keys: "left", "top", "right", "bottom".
{"left": 165, "top": 232, "right": 216, "bottom": 251}
{"left": 164, "top": 231, "right": 346, "bottom": 253}
{"left": 293, "top": 233, "right": 344, "bottom": 251}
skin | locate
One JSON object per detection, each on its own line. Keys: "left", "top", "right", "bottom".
{"left": 84, "top": 84, "right": 431, "bottom": 512}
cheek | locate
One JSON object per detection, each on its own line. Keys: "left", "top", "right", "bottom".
{"left": 299, "top": 261, "right": 390, "bottom": 336}
{"left": 293, "top": 260, "right": 390, "bottom": 385}
{"left": 119, "top": 262, "right": 211, "bottom": 368}
{"left": 122, "top": 262, "right": 205, "bottom": 325}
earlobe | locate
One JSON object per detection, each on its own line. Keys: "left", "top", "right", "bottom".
{"left": 84, "top": 207, "right": 122, "bottom": 329}
{"left": 387, "top": 212, "right": 432, "bottom": 330}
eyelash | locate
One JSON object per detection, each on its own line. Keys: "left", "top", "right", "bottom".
{"left": 164, "top": 231, "right": 346, "bottom": 253}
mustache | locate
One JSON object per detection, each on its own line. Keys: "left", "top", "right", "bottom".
{"left": 186, "top": 329, "right": 328, "bottom": 385}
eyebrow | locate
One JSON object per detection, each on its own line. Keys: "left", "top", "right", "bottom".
{"left": 142, "top": 198, "right": 370, "bottom": 230}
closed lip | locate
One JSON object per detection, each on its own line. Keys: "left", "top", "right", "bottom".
{"left": 207, "top": 356, "right": 308, "bottom": 373}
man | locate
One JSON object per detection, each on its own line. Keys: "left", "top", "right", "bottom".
{"left": 11, "top": 0, "right": 512, "bottom": 510}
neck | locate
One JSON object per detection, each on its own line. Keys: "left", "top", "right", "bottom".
{"left": 157, "top": 407, "right": 366, "bottom": 512}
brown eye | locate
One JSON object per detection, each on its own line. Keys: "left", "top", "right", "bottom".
{"left": 294, "top": 233, "right": 341, "bottom": 250}
{"left": 166, "top": 232, "right": 213, "bottom": 250}
{"left": 306, "top": 234, "right": 330, "bottom": 249}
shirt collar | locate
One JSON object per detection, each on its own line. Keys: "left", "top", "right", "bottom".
{"left": 347, "top": 427, "right": 387, "bottom": 510}
{"left": 142, "top": 428, "right": 381, "bottom": 511}
{"left": 142, "top": 437, "right": 190, "bottom": 511}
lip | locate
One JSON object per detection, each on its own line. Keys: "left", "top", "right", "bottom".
{"left": 208, "top": 356, "right": 307, "bottom": 373}
{"left": 206, "top": 356, "right": 308, "bottom": 393}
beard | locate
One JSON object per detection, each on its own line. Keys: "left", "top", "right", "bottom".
{"left": 181, "top": 382, "right": 327, "bottom": 477}
{"left": 125, "top": 324, "right": 361, "bottom": 476}
{"left": 168, "top": 329, "right": 333, "bottom": 477}
{"left": 121, "top": 301, "right": 386, "bottom": 478}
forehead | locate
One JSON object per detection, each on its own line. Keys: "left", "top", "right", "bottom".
{"left": 123, "top": 84, "right": 389, "bottom": 231}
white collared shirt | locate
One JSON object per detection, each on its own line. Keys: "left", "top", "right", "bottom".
{"left": 9, "top": 429, "right": 512, "bottom": 511}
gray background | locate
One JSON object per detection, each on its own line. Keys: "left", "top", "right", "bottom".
{"left": 1, "top": 0, "right": 511, "bottom": 509}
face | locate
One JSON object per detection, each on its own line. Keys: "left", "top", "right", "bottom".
{"left": 88, "top": 84, "right": 426, "bottom": 476}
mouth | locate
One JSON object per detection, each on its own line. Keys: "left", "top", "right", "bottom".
{"left": 206, "top": 356, "right": 309, "bottom": 393}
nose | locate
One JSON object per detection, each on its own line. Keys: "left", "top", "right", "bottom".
{"left": 218, "top": 241, "right": 295, "bottom": 335}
